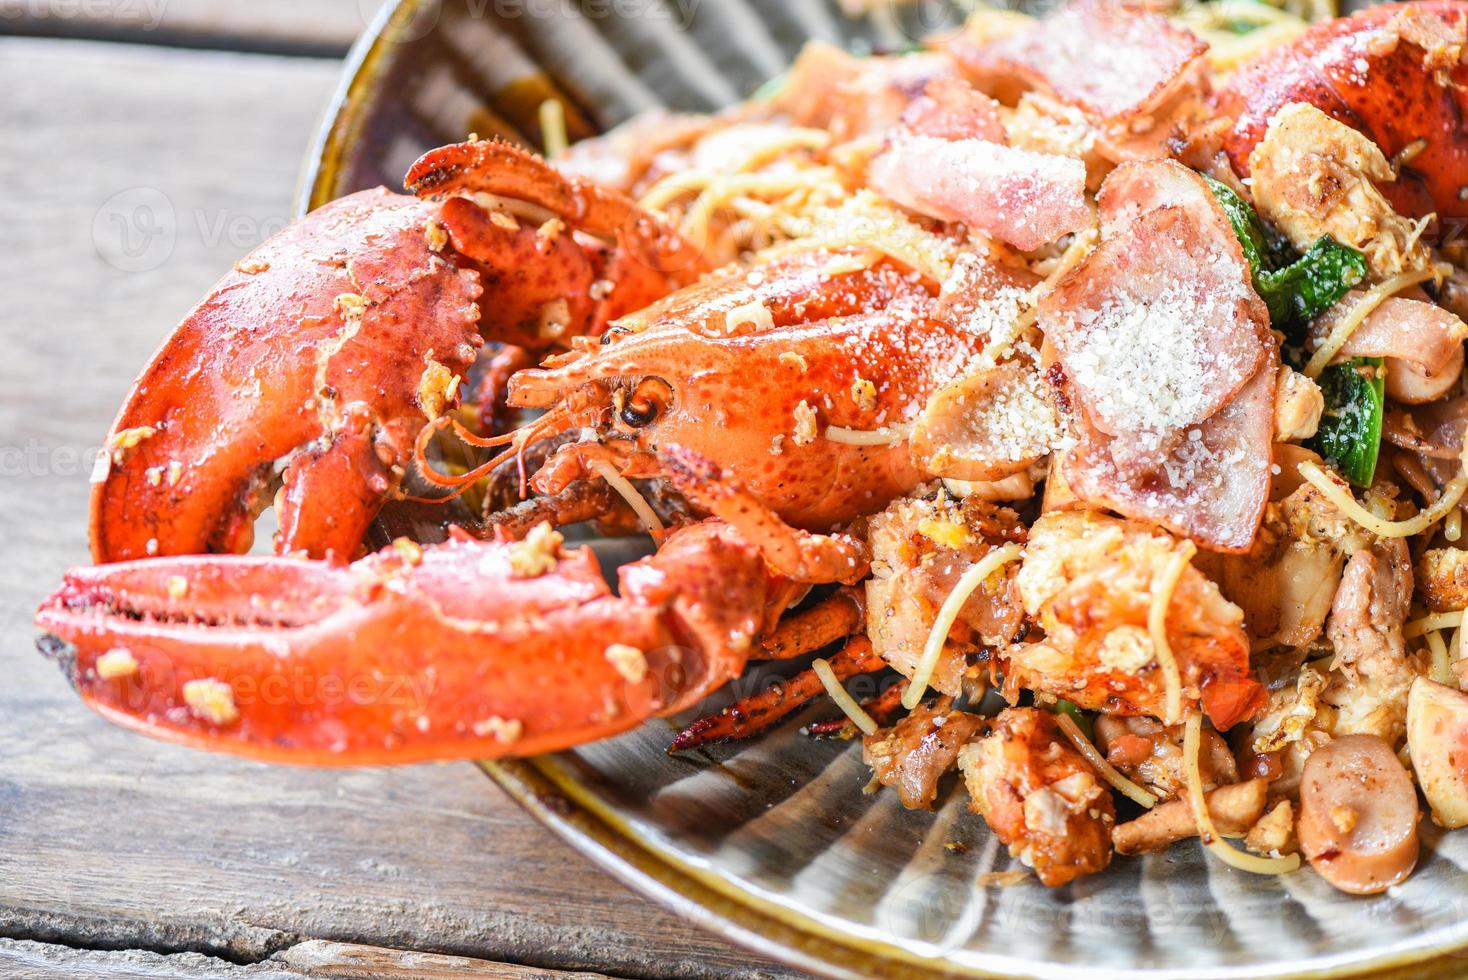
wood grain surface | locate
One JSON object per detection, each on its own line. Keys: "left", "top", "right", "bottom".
{"left": 0, "top": 34, "right": 803, "bottom": 980}
{"left": 0, "top": 0, "right": 385, "bottom": 54}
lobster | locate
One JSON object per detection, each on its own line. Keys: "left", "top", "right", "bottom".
{"left": 1214, "top": 0, "right": 1468, "bottom": 223}
{"left": 45, "top": 0, "right": 1468, "bottom": 770}
{"left": 89, "top": 140, "right": 705, "bottom": 566}
{"left": 40, "top": 192, "right": 997, "bottom": 762}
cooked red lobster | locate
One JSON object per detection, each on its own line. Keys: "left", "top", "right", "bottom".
{"left": 36, "top": 0, "right": 1468, "bottom": 772}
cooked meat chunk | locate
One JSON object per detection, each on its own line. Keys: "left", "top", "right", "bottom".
{"left": 863, "top": 697, "right": 986, "bottom": 810}
{"left": 958, "top": 707, "right": 1115, "bottom": 886}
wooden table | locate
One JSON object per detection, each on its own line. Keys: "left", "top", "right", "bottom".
{"left": 0, "top": 6, "right": 806, "bottom": 977}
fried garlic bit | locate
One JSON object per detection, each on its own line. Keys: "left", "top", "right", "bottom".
{"left": 95, "top": 647, "right": 139, "bottom": 680}
{"left": 472, "top": 715, "right": 524, "bottom": 744}
{"left": 417, "top": 358, "right": 459, "bottom": 420}
{"left": 792, "top": 399, "right": 819, "bottom": 446}
{"left": 182, "top": 678, "right": 239, "bottom": 726}
{"left": 508, "top": 522, "right": 564, "bottom": 578}
{"left": 605, "top": 644, "right": 649, "bottom": 683}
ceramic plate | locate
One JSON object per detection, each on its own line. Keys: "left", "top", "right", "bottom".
{"left": 299, "top": 2, "right": 1468, "bottom": 976}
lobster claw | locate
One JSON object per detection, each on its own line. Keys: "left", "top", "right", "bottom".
{"left": 36, "top": 523, "right": 782, "bottom": 766}
{"left": 92, "top": 141, "right": 704, "bottom": 566}
{"left": 91, "top": 188, "right": 483, "bottom": 565}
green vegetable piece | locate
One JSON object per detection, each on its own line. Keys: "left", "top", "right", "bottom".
{"left": 1308, "top": 357, "right": 1385, "bottom": 488}
{"left": 1203, "top": 174, "right": 1271, "bottom": 275}
{"left": 1202, "top": 175, "right": 1367, "bottom": 331}
{"left": 1257, "top": 237, "right": 1368, "bottom": 330}
{"left": 751, "top": 71, "right": 788, "bottom": 103}
{"left": 1052, "top": 699, "right": 1095, "bottom": 741}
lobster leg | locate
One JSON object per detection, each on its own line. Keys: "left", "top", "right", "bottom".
{"left": 482, "top": 480, "right": 623, "bottom": 540}
{"left": 661, "top": 445, "right": 871, "bottom": 585}
{"left": 469, "top": 344, "right": 536, "bottom": 437}
{"left": 753, "top": 587, "right": 865, "bottom": 661}
{"left": 406, "top": 140, "right": 709, "bottom": 325}
{"left": 668, "top": 636, "right": 885, "bottom": 753}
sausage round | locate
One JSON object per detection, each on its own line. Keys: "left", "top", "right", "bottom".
{"left": 1297, "top": 734, "right": 1420, "bottom": 895}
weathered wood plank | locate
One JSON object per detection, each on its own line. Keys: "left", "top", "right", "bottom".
{"left": 0, "top": 938, "right": 616, "bottom": 979}
{"left": 0, "top": 0, "right": 384, "bottom": 54}
{"left": 0, "top": 37, "right": 801, "bottom": 980}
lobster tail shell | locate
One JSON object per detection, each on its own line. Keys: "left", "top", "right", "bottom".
{"left": 1216, "top": 0, "right": 1468, "bottom": 221}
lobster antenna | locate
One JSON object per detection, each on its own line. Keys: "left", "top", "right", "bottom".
{"left": 407, "top": 407, "right": 574, "bottom": 500}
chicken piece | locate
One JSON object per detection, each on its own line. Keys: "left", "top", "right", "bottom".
{"left": 1417, "top": 547, "right": 1468, "bottom": 613}
{"left": 1321, "top": 541, "right": 1426, "bottom": 749}
{"left": 1009, "top": 511, "right": 1262, "bottom": 730}
{"left": 1248, "top": 537, "right": 1426, "bottom": 797}
{"left": 958, "top": 707, "right": 1114, "bottom": 886}
{"left": 866, "top": 490, "right": 1025, "bottom": 696}
{"left": 1093, "top": 715, "right": 1239, "bottom": 803}
{"left": 1274, "top": 365, "right": 1324, "bottom": 442}
{"left": 863, "top": 697, "right": 986, "bottom": 810}
{"left": 1200, "top": 482, "right": 1350, "bottom": 651}
{"left": 1247, "top": 103, "right": 1432, "bottom": 281}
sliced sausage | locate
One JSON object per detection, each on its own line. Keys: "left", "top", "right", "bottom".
{"left": 1297, "top": 734, "right": 1420, "bottom": 894}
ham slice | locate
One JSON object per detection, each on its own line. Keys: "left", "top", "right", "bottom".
{"left": 1040, "top": 162, "right": 1270, "bottom": 474}
{"left": 1063, "top": 350, "right": 1276, "bottom": 553}
{"left": 1310, "top": 291, "right": 1468, "bottom": 378}
{"left": 911, "top": 358, "right": 1061, "bottom": 482}
{"left": 1041, "top": 159, "right": 1274, "bottom": 551}
{"left": 957, "top": 2, "right": 1207, "bottom": 122}
{"left": 935, "top": 249, "right": 1039, "bottom": 343}
{"left": 869, "top": 134, "right": 1088, "bottom": 251}
{"left": 900, "top": 78, "right": 1008, "bottom": 143}
{"left": 776, "top": 43, "right": 961, "bottom": 142}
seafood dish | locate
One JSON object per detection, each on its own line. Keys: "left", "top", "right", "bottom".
{"left": 35, "top": 0, "right": 1468, "bottom": 896}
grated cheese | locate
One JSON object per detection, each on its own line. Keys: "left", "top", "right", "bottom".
{"left": 902, "top": 543, "right": 1024, "bottom": 710}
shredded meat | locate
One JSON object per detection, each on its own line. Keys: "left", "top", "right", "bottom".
{"left": 1093, "top": 715, "right": 1239, "bottom": 803}
{"left": 1247, "top": 102, "right": 1431, "bottom": 280}
{"left": 866, "top": 490, "right": 1025, "bottom": 695}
